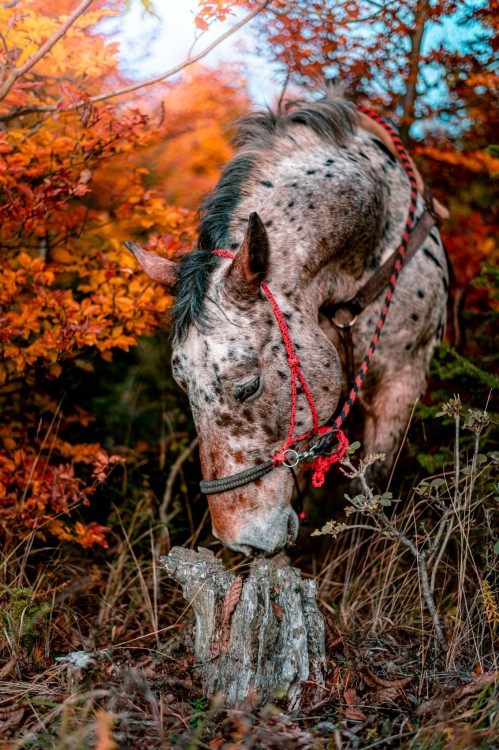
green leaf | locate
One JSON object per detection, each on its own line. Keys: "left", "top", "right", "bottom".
{"left": 347, "top": 440, "right": 361, "bottom": 455}
{"left": 494, "top": 541, "right": 499, "bottom": 555}
{"left": 476, "top": 454, "right": 488, "bottom": 465}
{"left": 380, "top": 498, "right": 392, "bottom": 506}
{"left": 431, "top": 478, "right": 446, "bottom": 487}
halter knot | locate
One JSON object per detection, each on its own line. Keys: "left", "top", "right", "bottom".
{"left": 272, "top": 451, "right": 287, "bottom": 466}
{"left": 304, "top": 429, "right": 349, "bottom": 487}
{"left": 288, "top": 354, "right": 300, "bottom": 368}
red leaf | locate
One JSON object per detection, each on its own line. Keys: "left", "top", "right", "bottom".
{"left": 195, "top": 15, "right": 209, "bottom": 31}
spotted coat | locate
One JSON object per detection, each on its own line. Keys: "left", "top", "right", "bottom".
{"left": 133, "top": 89, "right": 448, "bottom": 556}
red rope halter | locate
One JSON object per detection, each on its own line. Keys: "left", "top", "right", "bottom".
{"left": 214, "top": 248, "right": 347, "bottom": 486}
{"left": 210, "top": 105, "right": 419, "bottom": 490}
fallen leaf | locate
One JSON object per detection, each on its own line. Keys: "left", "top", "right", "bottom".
{"left": 452, "top": 671, "right": 499, "bottom": 700}
{"left": 374, "top": 686, "right": 403, "bottom": 705}
{"left": 0, "top": 708, "right": 24, "bottom": 734}
{"left": 343, "top": 688, "right": 366, "bottom": 720}
{"left": 0, "top": 656, "right": 16, "bottom": 679}
{"left": 344, "top": 706, "right": 367, "bottom": 721}
{"left": 364, "top": 669, "right": 412, "bottom": 689}
{"left": 416, "top": 697, "right": 445, "bottom": 716}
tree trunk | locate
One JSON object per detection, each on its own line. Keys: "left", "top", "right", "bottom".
{"left": 160, "top": 547, "right": 326, "bottom": 708}
{"left": 400, "top": 0, "right": 430, "bottom": 144}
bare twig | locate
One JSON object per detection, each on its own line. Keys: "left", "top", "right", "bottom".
{"left": 0, "top": 0, "right": 273, "bottom": 118}
{"left": 160, "top": 436, "right": 199, "bottom": 525}
{"left": 341, "top": 453, "right": 447, "bottom": 651}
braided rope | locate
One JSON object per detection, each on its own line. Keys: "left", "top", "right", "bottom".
{"left": 330, "top": 105, "right": 420, "bottom": 433}
{"left": 206, "top": 106, "right": 419, "bottom": 492}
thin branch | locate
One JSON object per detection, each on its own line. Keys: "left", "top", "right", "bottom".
{"left": 273, "top": 0, "right": 400, "bottom": 23}
{"left": 85, "top": 0, "right": 273, "bottom": 105}
{"left": 160, "top": 437, "right": 199, "bottom": 524}
{"left": 0, "top": 0, "right": 95, "bottom": 102}
{"left": 0, "top": 0, "right": 272, "bottom": 117}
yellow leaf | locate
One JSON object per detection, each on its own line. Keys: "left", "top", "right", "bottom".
{"left": 51, "top": 248, "right": 73, "bottom": 264}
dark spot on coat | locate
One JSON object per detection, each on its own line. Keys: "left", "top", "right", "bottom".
{"left": 423, "top": 247, "right": 444, "bottom": 271}
{"left": 288, "top": 200, "right": 295, "bottom": 208}
{"left": 263, "top": 423, "right": 278, "bottom": 439}
{"left": 417, "top": 289, "right": 425, "bottom": 298}
{"left": 371, "top": 137, "right": 396, "bottom": 164}
{"left": 411, "top": 313, "right": 419, "bottom": 322}
{"left": 261, "top": 180, "right": 273, "bottom": 188}
{"left": 306, "top": 169, "right": 317, "bottom": 175}
{"left": 216, "top": 413, "right": 236, "bottom": 427}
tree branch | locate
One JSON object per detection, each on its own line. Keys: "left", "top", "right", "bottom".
{"left": 89, "top": 0, "right": 273, "bottom": 104}
{"left": 0, "top": 0, "right": 95, "bottom": 102}
{"left": 399, "top": 0, "right": 430, "bottom": 142}
{"left": 0, "top": 0, "right": 272, "bottom": 116}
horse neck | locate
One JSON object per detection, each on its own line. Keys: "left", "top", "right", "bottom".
{"left": 272, "top": 175, "right": 412, "bottom": 313}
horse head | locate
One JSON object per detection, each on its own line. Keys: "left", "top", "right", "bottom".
{"left": 126, "top": 90, "right": 449, "bottom": 557}
{"left": 128, "top": 212, "right": 342, "bottom": 557}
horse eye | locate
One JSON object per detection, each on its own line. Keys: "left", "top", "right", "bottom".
{"left": 235, "top": 377, "right": 261, "bottom": 404}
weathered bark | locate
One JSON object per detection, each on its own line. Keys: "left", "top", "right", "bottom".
{"left": 160, "top": 547, "right": 326, "bottom": 708}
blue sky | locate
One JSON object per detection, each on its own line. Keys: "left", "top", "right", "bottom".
{"left": 115, "top": 0, "right": 281, "bottom": 106}
{"left": 113, "top": 0, "right": 492, "bottom": 136}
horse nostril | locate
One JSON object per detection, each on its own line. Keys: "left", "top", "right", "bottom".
{"left": 251, "top": 548, "right": 267, "bottom": 558}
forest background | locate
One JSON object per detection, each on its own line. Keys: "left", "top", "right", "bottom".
{"left": 0, "top": 0, "right": 497, "bottom": 748}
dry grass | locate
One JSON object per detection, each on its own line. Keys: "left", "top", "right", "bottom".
{"left": 0, "top": 399, "right": 497, "bottom": 749}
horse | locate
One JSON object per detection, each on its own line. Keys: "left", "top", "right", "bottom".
{"left": 127, "top": 87, "right": 449, "bottom": 558}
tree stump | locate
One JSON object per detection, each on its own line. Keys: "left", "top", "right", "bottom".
{"left": 160, "top": 547, "right": 326, "bottom": 708}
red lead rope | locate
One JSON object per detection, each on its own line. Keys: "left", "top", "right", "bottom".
{"left": 214, "top": 106, "right": 419, "bottom": 488}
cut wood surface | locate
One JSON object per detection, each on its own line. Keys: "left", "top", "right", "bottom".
{"left": 160, "top": 547, "right": 326, "bottom": 707}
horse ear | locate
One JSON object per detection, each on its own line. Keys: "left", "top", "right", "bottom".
{"left": 225, "top": 212, "right": 270, "bottom": 300}
{"left": 124, "top": 241, "right": 177, "bottom": 292}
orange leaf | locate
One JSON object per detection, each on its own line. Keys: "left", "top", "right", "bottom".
{"left": 195, "top": 15, "right": 209, "bottom": 30}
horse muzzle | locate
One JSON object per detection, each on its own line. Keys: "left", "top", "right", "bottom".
{"left": 213, "top": 506, "right": 299, "bottom": 558}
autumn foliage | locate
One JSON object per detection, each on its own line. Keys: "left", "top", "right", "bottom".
{"left": 0, "top": 0, "right": 497, "bottom": 550}
{"left": 0, "top": 1, "right": 248, "bottom": 549}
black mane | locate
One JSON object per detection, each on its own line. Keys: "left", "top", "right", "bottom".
{"left": 171, "top": 90, "right": 357, "bottom": 343}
